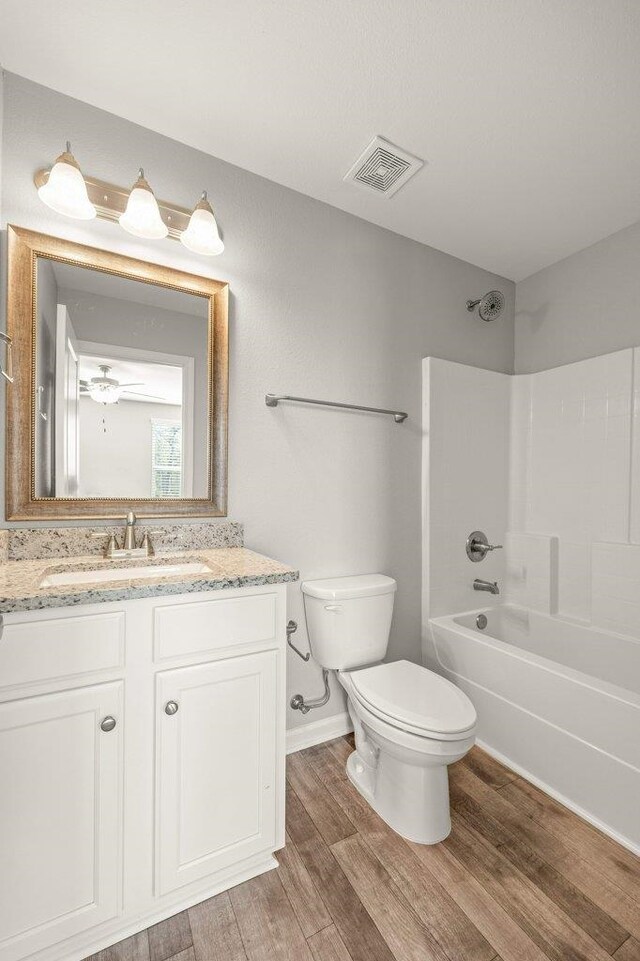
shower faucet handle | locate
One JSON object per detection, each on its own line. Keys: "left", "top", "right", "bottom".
{"left": 476, "top": 540, "right": 503, "bottom": 552}
{"left": 466, "top": 530, "right": 503, "bottom": 562}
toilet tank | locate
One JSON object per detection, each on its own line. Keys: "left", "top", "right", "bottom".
{"left": 301, "top": 574, "right": 397, "bottom": 670}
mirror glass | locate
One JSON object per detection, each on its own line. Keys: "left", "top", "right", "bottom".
{"left": 34, "top": 257, "right": 209, "bottom": 500}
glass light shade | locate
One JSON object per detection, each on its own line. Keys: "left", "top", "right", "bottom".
{"left": 37, "top": 143, "right": 96, "bottom": 220}
{"left": 87, "top": 384, "right": 120, "bottom": 405}
{"left": 119, "top": 170, "right": 168, "bottom": 240}
{"left": 180, "top": 192, "right": 224, "bottom": 256}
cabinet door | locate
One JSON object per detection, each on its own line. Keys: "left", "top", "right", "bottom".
{"left": 156, "top": 651, "right": 277, "bottom": 895}
{"left": 0, "top": 683, "right": 122, "bottom": 961}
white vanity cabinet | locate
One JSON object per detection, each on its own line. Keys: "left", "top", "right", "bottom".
{"left": 156, "top": 651, "right": 278, "bottom": 895}
{"left": 0, "top": 583, "right": 287, "bottom": 961}
{"left": 0, "top": 682, "right": 123, "bottom": 961}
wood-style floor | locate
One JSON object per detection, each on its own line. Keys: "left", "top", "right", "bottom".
{"left": 87, "top": 736, "right": 640, "bottom": 961}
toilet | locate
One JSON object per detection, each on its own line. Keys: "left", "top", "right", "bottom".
{"left": 302, "top": 573, "right": 476, "bottom": 844}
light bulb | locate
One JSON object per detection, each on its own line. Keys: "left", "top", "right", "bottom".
{"left": 119, "top": 169, "right": 168, "bottom": 240}
{"left": 37, "top": 142, "right": 96, "bottom": 220}
{"left": 180, "top": 191, "right": 224, "bottom": 256}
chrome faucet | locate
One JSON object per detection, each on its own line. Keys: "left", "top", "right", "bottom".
{"left": 473, "top": 578, "right": 500, "bottom": 595}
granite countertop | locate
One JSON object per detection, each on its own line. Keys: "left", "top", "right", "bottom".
{"left": 0, "top": 547, "right": 299, "bottom": 614}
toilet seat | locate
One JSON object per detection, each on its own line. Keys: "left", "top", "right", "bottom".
{"left": 345, "top": 660, "right": 476, "bottom": 741}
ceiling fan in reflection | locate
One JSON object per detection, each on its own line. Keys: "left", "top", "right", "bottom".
{"left": 80, "top": 365, "right": 165, "bottom": 405}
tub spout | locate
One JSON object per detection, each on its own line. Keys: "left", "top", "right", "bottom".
{"left": 473, "top": 578, "right": 500, "bottom": 595}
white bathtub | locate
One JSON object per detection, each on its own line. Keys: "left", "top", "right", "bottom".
{"left": 428, "top": 604, "right": 640, "bottom": 852}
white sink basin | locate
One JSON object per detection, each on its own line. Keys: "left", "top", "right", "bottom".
{"left": 40, "top": 561, "right": 213, "bottom": 588}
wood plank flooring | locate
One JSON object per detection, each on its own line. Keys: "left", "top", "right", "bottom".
{"left": 86, "top": 738, "right": 640, "bottom": 961}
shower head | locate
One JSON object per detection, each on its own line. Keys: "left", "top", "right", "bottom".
{"left": 466, "top": 290, "right": 505, "bottom": 322}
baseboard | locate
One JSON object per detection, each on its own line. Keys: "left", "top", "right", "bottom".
{"left": 476, "top": 738, "right": 640, "bottom": 857}
{"left": 286, "top": 711, "right": 353, "bottom": 754}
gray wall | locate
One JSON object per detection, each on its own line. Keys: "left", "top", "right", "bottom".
{"left": 515, "top": 219, "right": 640, "bottom": 373}
{"left": 0, "top": 72, "right": 515, "bottom": 728}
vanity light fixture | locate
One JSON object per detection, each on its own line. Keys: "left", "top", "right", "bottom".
{"left": 34, "top": 149, "right": 224, "bottom": 255}
{"left": 119, "top": 169, "right": 169, "bottom": 240}
{"left": 36, "top": 142, "right": 96, "bottom": 220}
{"left": 180, "top": 191, "right": 224, "bottom": 256}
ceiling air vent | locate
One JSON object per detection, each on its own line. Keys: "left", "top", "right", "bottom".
{"left": 344, "top": 136, "right": 424, "bottom": 198}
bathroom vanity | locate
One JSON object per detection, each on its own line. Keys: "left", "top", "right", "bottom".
{"left": 0, "top": 546, "right": 297, "bottom": 961}
{"left": 0, "top": 226, "right": 300, "bottom": 960}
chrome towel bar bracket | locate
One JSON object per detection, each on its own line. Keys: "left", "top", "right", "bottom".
{"left": 265, "top": 393, "right": 407, "bottom": 423}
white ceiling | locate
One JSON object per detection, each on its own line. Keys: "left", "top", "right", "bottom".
{"left": 3, "top": 0, "right": 640, "bottom": 280}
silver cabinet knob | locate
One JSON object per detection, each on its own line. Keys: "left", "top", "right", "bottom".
{"left": 165, "top": 701, "right": 179, "bottom": 716}
{"left": 100, "top": 715, "right": 117, "bottom": 732}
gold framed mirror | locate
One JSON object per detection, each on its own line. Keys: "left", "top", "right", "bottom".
{"left": 6, "top": 225, "right": 228, "bottom": 520}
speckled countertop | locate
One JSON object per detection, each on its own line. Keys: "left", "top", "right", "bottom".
{"left": 0, "top": 547, "right": 299, "bottom": 613}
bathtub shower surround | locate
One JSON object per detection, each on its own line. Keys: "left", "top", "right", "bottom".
{"left": 511, "top": 348, "right": 634, "bottom": 623}
{"left": 591, "top": 542, "right": 640, "bottom": 637}
{"left": 424, "top": 349, "right": 640, "bottom": 624}
{"left": 422, "top": 351, "right": 640, "bottom": 851}
{"left": 422, "top": 358, "right": 511, "bottom": 620}
{"left": 503, "top": 532, "right": 558, "bottom": 613}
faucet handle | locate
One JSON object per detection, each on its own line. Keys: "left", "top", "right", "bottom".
{"left": 104, "top": 535, "right": 119, "bottom": 557}
{"left": 138, "top": 531, "right": 162, "bottom": 557}
{"left": 466, "top": 530, "right": 503, "bottom": 562}
{"left": 89, "top": 532, "right": 119, "bottom": 556}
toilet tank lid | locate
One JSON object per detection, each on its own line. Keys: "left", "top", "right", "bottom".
{"left": 301, "top": 574, "right": 397, "bottom": 600}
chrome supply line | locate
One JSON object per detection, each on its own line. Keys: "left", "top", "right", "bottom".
{"left": 290, "top": 669, "right": 331, "bottom": 714}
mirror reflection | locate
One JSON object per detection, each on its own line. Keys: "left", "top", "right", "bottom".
{"left": 35, "top": 257, "right": 209, "bottom": 499}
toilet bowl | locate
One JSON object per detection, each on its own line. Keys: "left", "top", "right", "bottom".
{"left": 339, "top": 662, "right": 475, "bottom": 843}
{"left": 302, "top": 574, "right": 476, "bottom": 844}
